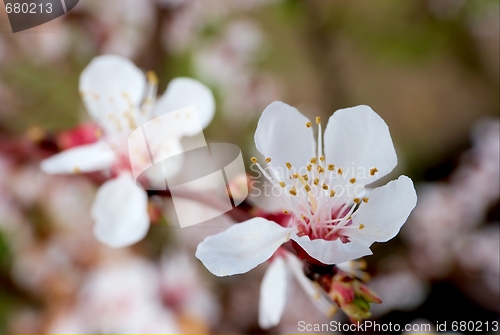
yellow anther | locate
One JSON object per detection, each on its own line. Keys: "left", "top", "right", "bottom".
{"left": 330, "top": 190, "right": 336, "bottom": 197}
{"left": 302, "top": 174, "right": 309, "bottom": 182}
{"left": 282, "top": 209, "right": 289, "bottom": 214}
{"left": 326, "top": 306, "right": 338, "bottom": 318}
{"left": 370, "top": 167, "right": 379, "bottom": 176}
{"left": 26, "top": 126, "right": 45, "bottom": 142}
{"left": 250, "top": 157, "right": 258, "bottom": 163}
{"left": 73, "top": 167, "right": 81, "bottom": 174}
{"left": 322, "top": 183, "right": 328, "bottom": 190}
{"left": 310, "top": 157, "right": 318, "bottom": 165}
{"left": 317, "top": 166, "right": 325, "bottom": 173}
{"left": 146, "top": 71, "right": 158, "bottom": 84}
{"left": 265, "top": 157, "right": 271, "bottom": 163}
{"left": 337, "top": 168, "right": 343, "bottom": 175}
{"left": 316, "top": 116, "right": 321, "bottom": 124}
{"left": 307, "top": 164, "right": 312, "bottom": 172}
{"left": 314, "top": 178, "right": 319, "bottom": 186}
{"left": 289, "top": 187, "right": 297, "bottom": 196}
{"left": 353, "top": 198, "right": 361, "bottom": 204}
{"left": 293, "top": 173, "right": 300, "bottom": 179}
{"left": 359, "top": 224, "right": 365, "bottom": 230}
{"left": 301, "top": 214, "right": 307, "bottom": 220}
{"left": 304, "top": 185, "right": 311, "bottom": 192}
{"left": 328, "top": 164, "right": 335, "bottom": 171}
{"left": 362, "top": 197, "right": 369, "bottom": 203}
{"left": 349, "top": 178, "right": 356, "bottom": 184}
{"left": 320, "top": 155, "right": 325, "bottom": 162}
{"left": 279, "top": 182, "right": 286, "bottom": 188}
{"left": 306, "top": 121, "right": 312, "bottom": 128}
{"left": 286, "top": 162, "right": 292, "bottom": 170}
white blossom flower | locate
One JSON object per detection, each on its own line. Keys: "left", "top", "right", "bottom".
{"left": 40, "top": 55, "right": 215, "bottom": 248}
{"left": 258, "top": 251, "right": 337, "bottom": 329}
{"left": 196, "top": 101, "right": 417, "bottom": 275}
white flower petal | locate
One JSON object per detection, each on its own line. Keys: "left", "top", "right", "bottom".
{"left": 285, "top": 253, "right": 338, "bottom": 317}
{"left": 40, "top": 141, "right": 115, "bottom": 174}
{"left": 324, "top": 105, "right": 397, "bottom": 185}
{"left": 153, "top": 78, "right": 215, "bottom": 135}
{"left": 92, "top": 173, "right": 149, "bottom": 248}
{"left": 80, "top": 55, "right": 146, "bottom": 133}
{"left": 291, "top": 235, "right": 372, "bottom": 265}
{"left": 255, "top": 101, "right": 315, "bottom": 179}
{"left": 259, "top": 257, "right": 289, "bottom": 329}
{"left": 351, "top": 175, "right": 417, "bottom": 245}
{"left": 195, "top": 218, "right": 296, "bottom": 276}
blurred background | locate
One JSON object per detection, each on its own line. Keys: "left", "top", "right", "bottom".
{"left": 0, "top": 0, "right": 499, "bottom": 333}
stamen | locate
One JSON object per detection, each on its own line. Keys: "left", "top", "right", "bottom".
{"left": 326, "top": 306, "right": 338, "bottom": 318}
{"left": 286, "top": 162, "right": 292, "bottom": 170}
{"left": 279, "top": 182, "right": 286, "bottom": 188}
{"left": 282, "top": 209, "right": 289, "bottom": 214}
{"left": 307, "top": 164, "right": 312, "bottom": 172}
{"left": 337, "top": 168, "right": 343, "bottom": 175}
{"left": 362, "top": 197, "right": 369, "bottom": 203}
{"left": 349, "top": 178, "right": 356, "bottom": 184}
{"left": 359, "top": 224, "right": 365, "bottom": 230}
{"left": 250, "top": 157, "right": 258, "bottom": 163}
{"left": 317, "top": 166, "right": 325, "bottom": 173}
{"left": 304, "top": 185, "right": 311, "bottom": 192}
{"left": 330, "top": 190, "right": 336, "bottom": 197}
{"left": 314, "top": 178, "right": 319, "bottom": 186}
{"left": 317, "top": 117, "right": 323, "bottom": 162}
{"left": 320, "top": 155, "right": 325, "bottom": 162}
{"left": 370, "top": 167, "right": 379, "bottom": 176}
{"left": 289, "top": 187, "right": 297, "bottom": 196}
{"left": 353, "top": 198, "right": 361, "bottom": 204}
{"left": 302, "top": 174, "right": 309, "bottom": 182}
{"left": 147, "top": 71, "right": 159, "bottom": 85}
{"left": 265, "top": 157, "right": 271, "bottom": 163}
{"left": 322, "top": 183, "right": 328, "bottom": 190}
{"left": 310, "top": 158, "right": 317, "bottom": 165}
{"left": 306, "top": 121, "right": 312, "bottom": 128}
{"left": 328, "top": 164, "right": 335, "bottom": 171}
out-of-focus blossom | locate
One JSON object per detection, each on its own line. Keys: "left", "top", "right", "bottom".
{"left": 47, "top": 254, "right": 181, "bottom": 334}
{"left": 368, "top": 268, "right": 429, "bottom": 317}
{"left": 160, "top": 251, "right": 220, "bottom": 332}
{"left": 193, "top": 20, "right": 280, "bottom": 123}
{"left": 56, "top": 122, "right": 102, "bottom": 150}
{"left": 79, "top": 0, "right": 156, "bottom": 59}
{"left": 40, "top": 55, "right": 215, "bottom": 248}
{"left": 196, "top": 102, "right": 417, "bottom": 276}
{"left": 404, "top": 118, "right": 500, "bottom": 279}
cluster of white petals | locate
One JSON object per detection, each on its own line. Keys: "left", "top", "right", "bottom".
{"left": 196, "top": 101, "right": 417, "bottom": 328}
{"left": 41, "top": 55, "right": 215, "bottom": 248}
{"left": 196, "top": 101, "right": 416, "bottom": 274}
